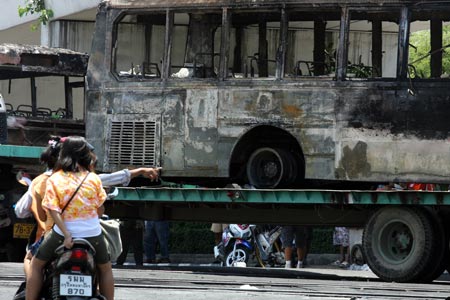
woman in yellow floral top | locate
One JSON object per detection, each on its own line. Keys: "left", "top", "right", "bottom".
{"left": 26, "top": 136, "right": 114, "bottom": 300}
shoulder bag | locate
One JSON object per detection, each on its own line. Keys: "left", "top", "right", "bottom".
{"left": 100, "top": 218, "right": 122, "bottom": 261}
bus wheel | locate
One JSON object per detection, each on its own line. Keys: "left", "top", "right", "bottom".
{"left": 246, "top": 147, "right": 296, "bottom": 188}
{"left": 362, "top": 207, "right": 433, "bottom": 282}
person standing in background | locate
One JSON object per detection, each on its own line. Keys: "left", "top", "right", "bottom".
{"left": 281, "top": 225, "right": 312, "bottom": 269}
{"left": 115, "top": 219, "right": 145, "bottom": 266}
{"left": 144, "top": 219, "right": 170, "bottom": 263}
{"left": 332, "top": 226, "right": 350, "bottom": 268}
{"left": 211, "top": 223, "right": 228, "bottom": 246}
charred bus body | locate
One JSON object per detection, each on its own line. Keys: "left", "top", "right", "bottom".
{"left": 86, "top": 0, "right": 450, "bottom": 188}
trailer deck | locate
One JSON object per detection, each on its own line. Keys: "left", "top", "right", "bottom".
{"left": 104, "top": 185, "right": 450, "bottom": 227}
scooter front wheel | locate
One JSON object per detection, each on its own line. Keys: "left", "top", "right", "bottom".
{"left": 225, "top": 245, "right": 251, "bottom": 267}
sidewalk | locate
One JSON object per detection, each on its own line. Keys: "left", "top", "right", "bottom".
{"left": 115, "top": 252, "right": 380, "bottom": 282}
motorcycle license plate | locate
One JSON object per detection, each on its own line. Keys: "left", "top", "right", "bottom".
{"left": 59, "top": 274, "right": 92, "bottom": 297}
{"left": 13, "top": 223, "right": 34, "bottom": 239}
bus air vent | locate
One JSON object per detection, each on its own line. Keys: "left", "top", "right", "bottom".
{"left": 108, "top": 121, "right": 156, "bottom": 166}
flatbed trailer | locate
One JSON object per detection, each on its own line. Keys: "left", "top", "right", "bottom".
{"left": 106, "top": 185, "right": 450, "bottom": 224}
{"left": 106, "top": 184, "right": 450, "bottom": 284}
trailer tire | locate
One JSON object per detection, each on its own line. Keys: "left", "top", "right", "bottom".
{"left": 417, "top": 209, "right": 448, "bottom": 282}
{"left": 362, "top": 207, "right": 433, "bottom": 282}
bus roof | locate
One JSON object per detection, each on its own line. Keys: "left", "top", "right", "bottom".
{"left": 108, "top": 0, "right": 422, "bottom": 8}
{"left": 0, "top": 43, "right": 88, "bottom": 80}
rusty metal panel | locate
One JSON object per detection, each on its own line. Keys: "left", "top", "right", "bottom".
{"left": 184, "top": 89, "right": 218, "bottom": 170}
{"left": 335, "top": 82, "right": 450, "bottom": 183}
{"left": 104, "top": 113, "right": 161, "bottom": 171}
{"left": 99, "top": 91, "right": 163, "bottom": 172}
{"left": 162, "top": 92, "right": 186, "bottom": 172}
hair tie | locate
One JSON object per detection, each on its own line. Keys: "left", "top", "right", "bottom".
{"left": 48, "top": 139, "right": 58, "bottom": 149}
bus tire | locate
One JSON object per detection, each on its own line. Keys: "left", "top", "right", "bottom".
{"left": 362, "top": 206, "right": 433, "bottom": 282}
{"left": 246, "top": 147, "right": 297, "bottom": 188}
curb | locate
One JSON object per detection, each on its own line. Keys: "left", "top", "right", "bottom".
{"left": 122, "top": 253, "right": 341, "bottom": 266}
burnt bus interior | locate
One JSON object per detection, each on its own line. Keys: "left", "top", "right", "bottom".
{"left": 112, "top": 3, "right": 450, "bottom": 82}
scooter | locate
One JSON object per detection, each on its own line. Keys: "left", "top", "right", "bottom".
{"left": 214, "top": 224, "right": 255, "bottom": 267}
{"left": 13, "top": 238, "right": 104, "bottom": 300}
{"left": 253, "top": 225, "right": 285, "bottom": 267}
{"left": 214, "top": 224, "right": 285, "bottom": 267}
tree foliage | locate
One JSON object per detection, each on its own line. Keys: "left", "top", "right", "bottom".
{"left": 409, "top": 25, "right": 450, "bottom": 78}
{"left": 18, "top": 0, "right": 54, "bottom": 31}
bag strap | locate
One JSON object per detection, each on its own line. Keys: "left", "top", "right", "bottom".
{"left": 60, "top": 172, "right": 90, "bottom": 214}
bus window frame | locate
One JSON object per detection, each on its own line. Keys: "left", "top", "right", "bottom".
{"left": 166, "top": 8, "right": 225, "bottom": 81}
{"left": 111, "top": 9, "right": 167, "bottom": 82}
{"left": 407, "top": 6, "right": 450, "bottom": 80}
{"left": 282, "top": 7, "right": 341, "bottom": 80}
{"left": 338, "top": 6, "right": 408, "bottom": 81}
{"left": 223, "top": 6, "right": 284, "bottom": 81}
{"left": 108, "top": 4, "right": 450, "bottom": 84}
{"left": 111, "top": 8, "right": 227, "bottom": 82}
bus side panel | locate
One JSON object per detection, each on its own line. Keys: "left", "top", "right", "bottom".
{"left": 184, "top": 89, "right": 218, "bottom": 173}
{"left": 217, "top": 86, "right": 337, "bottom": 180}
{"left": 336, "top": 82, "right": 450, "bottom": 183}
{"left": 162, "top": 92, "right": 186, "bottom": 172}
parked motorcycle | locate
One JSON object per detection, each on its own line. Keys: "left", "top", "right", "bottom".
{"left": 254, "top": 225, "right": 285, "bottom": 267}
{"left": 13, "top": 238, "right": 104, "bottom": 300}
{"left": 214, "top": 224, "right": 285, "bottom": 267}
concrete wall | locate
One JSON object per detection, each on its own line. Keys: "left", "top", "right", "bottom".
{"left": 0, "top": 22, "right": 40, "bottom": 45}
{"left": 1, "top": 0, "right": 99, "bottom": 30}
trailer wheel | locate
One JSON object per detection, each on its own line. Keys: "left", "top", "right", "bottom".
{"left": 362, "top": 207, "right": 433, "bottom": 282}
{"left": 246, "top": 147, "right": 297, "bottom": 188}
{"left": 417, "top": 209, "right": 448, "bottom": 282}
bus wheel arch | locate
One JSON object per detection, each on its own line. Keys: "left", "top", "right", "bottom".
{"left": 229, "top": 125, "right": 305, "bottom": 188}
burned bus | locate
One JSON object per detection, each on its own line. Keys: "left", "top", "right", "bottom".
{"left": 86, "top": 0, "right": 450, "bottom": 188}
